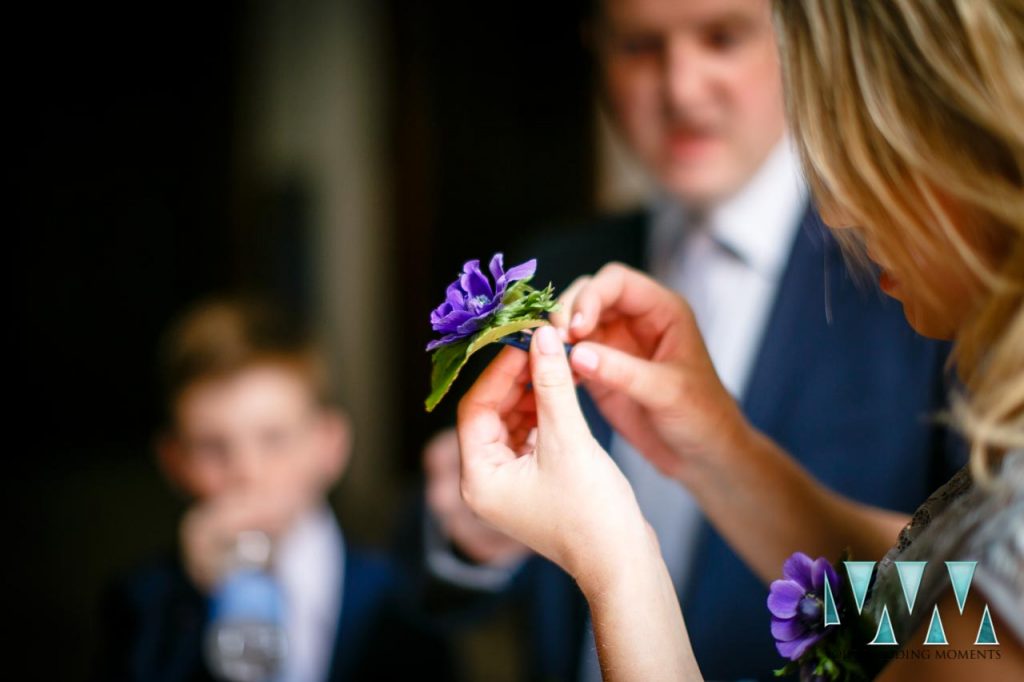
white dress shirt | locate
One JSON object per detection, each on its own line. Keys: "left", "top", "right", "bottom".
{"left": 273, "top": 506, "right": 346, "bottom": 682}
{"left": 422, "top": 136, "right": 808, "bottom": 681}
{"left": 579, "top": 137, "right": 808, "bottom": 682}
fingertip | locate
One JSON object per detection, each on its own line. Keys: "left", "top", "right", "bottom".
{"left": 529, "top": 326, "right": 575, "bottom": 388}
{"left": 570, "top": 293, "right": 597, "bottom": 338}
{"left": 570, "top": 344, "right": 599, "bottom": 374}
{"left": 570, "top": 311, "right": 585, "bottom": 332}
{"left": 534, "top": 325, "right": 563, "bottom": 356}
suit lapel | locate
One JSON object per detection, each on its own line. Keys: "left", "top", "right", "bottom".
{"left": 327, "top": 550, "right": 365, "bottom": 682}
{"left": 680, "top": 209, "right": 851, "bottom": 673}
{"left": 679, "top": 209, "right": 825, "bottom": 592}
{"left": 740, "top": 207, "right": 834, "bottom": 427}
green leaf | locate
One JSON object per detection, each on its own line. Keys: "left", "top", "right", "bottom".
{"left": 425, "top": 340, "right": 471, "bottom": 413}
{"left": 494, "top": 281, "right": 559, "bottom": 324}
{"left": 773, "top": 661, "right": 799, "bottom": 677}
{"left": 424, "top": 318, "right": 547, "bottom": 412}
{"left": 468, "top": 318, "right": 547, "bottom": 355}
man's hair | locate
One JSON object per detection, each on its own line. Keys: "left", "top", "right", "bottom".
{"left": 159, "top": 297, "right": 329, "bottom": 422}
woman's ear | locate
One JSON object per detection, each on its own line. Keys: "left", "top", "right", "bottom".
{"left": 317, "top": 409, "right": 352, "bottom": 487}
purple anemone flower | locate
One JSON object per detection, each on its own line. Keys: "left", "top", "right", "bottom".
{"left": 767, "top": 552, "right": 841, "bottom": 661}
{"left": 427, "top": 253, "right": 536, "bottom": 351}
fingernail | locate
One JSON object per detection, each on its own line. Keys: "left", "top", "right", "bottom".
{"left": 557, "top": 326, "right": 569, "bottom": 342}
{"left": 536, "top": 325, "right": 562, "bottom": 355}
{"left": 572, "top": 345, "right": 598, "bottom": 373}
{"left": 570, "top": 312, "right": 584, "bottom": 330}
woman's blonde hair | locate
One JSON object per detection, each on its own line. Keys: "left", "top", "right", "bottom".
{"left": 772, "top": 0, "right": 1024, "bottom": 476}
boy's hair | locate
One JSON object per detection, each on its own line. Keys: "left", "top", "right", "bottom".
{"left": 160, "top": 297, "right": 329, "bottom": 424}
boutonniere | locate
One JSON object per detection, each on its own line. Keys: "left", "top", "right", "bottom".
{"left": 425, "top": 253, "right": 559, "bottom": 412}
{"left": 769, "top": 552, "right": 867, "bottom": 681}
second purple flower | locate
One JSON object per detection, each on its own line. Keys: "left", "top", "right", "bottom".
{"left": 767, "top": 552, "right": 842, "bottom": 661}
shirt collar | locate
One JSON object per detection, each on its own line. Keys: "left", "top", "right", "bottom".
{"left": 273, "top": 504, "right": 346, "bottom": 609}
{"left": 649, "top": 135, "right": 809, "bottom": 279}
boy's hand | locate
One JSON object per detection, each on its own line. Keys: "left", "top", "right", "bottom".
{"left": 424, "top": 428, "right": 529, "bottom": 566}
{"left": 180, "top": 487, "right": 307, "bottom": 592}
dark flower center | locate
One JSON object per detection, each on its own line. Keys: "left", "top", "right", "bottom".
{"left": 798, "top": 594, "right": 823, "bottom": 623}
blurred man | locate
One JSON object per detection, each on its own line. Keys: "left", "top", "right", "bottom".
{"left": 98, "top": 298, "right": 455, "bottom": 682}
{"left": 423, "top": 0, "right": 961, "bottom": 679}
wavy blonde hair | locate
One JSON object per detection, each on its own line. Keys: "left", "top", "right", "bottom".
{"left": 772, "top": 0, "right": 1024, "bottom": 477}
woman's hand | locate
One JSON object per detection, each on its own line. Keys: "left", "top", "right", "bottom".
{"left": 456, "top": 325, "right": 655, "bottom": 594}
{"left": 551, "top": 264, "right": 908, "bottom": 586}
{"left": 551, "top": 263, "right": 751, "bottom": 483}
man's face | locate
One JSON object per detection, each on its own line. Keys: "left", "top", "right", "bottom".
{"left": 166, "top": 365, "right": 342, "bottom": 504}
{"left": 596, "top": 0, "right": 786, "bottom": 206}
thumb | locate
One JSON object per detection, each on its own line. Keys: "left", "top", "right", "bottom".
{"left": 529, "top": 325, "right": 589, "bottom": 445}
{"left": 570, "top": 341, "right": 681, "bottom": 411}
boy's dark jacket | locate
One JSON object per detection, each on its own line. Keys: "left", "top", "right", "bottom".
{"left": 97, "top": 544, "right": 459, "bottom": 682}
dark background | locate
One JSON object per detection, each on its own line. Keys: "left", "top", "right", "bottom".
{"left": 12, "top": 1, "right": 598, "bottom": 678}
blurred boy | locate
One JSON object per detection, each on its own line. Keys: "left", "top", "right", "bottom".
{"left": 98, "top": 298, "right": 455, "bottom": 682}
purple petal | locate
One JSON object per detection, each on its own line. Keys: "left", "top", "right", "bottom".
{"left": 426, "top": 333, "right": 464, "bottom": 351}
{"left": 432, "top": 309, "right": 475, "bottom": 334}
{"left": 771, "top": 616, "right": 809, "bottom": 642}
{"left": 811, "top": 558, "right": 840, "bottom": 601}
{"left": 430, "top": 302, "right": 453, "bottom": 325}
{"left": 455, "top": 318, "right": 481, "bottom": 335}
{"left": 488, "top": 253, "right": 505, "bottom": 282}
{"left": 782, "top": 552, "right": 815, "bottom": 589}
{"left": 460, "top": 260, "right": 494, "bottom": 300}
{"left": 445, "top": 282, "right": 466, "bottom": 309}
{"left": 767, "top": 579, "right": 805, "bottom": 619}
{"left": 810, "top": 558, "right": 825, "bottom": 593}
{"left": 500, "top": 258, "right": 536, "bottom": 286}
{"left": 433, "top": 305, "right": 473, "bottom": 325}
{"left": 776, "top": 632, "right": 823, "bottom": 661}
{"left": 455, "top": 308, "right": 498, "bottom": 335}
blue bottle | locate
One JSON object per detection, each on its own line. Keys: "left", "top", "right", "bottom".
{"left": 204, "top": 531, "right": 288, "bottom": 682}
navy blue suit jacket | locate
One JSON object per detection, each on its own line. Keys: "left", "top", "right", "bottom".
{"left": 98, "top": 545, "right": 459, "bottom": 682}
{"left": 494, "top": 207, "right": 962, "bottom": 681}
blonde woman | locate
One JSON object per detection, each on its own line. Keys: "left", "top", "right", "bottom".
{"left": 455, "top": 1, "right": 1023, "bottom": 680}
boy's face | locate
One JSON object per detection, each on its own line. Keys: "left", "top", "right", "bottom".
{"left": 162, "top": 364, "right": 347, "bottom": 508}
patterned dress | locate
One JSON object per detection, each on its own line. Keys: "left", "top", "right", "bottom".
{"left": 860, "top": 449, "right": 1023, "bottom": 673}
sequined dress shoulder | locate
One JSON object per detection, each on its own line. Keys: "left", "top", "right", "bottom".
{"left": 863, "top": 449, "right": 1024, "bottom": 655}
